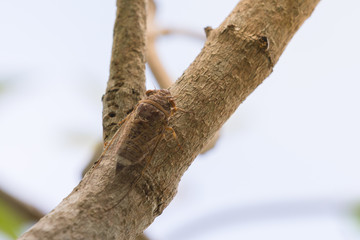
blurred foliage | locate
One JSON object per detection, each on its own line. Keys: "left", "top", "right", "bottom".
{"left": 355, "top": 205, "right": 360, "bottom": 226}
{"left": 0, "top": 74, "right": 20, "bottom": 96}
{"left": 0, "top": 198, "right": 26, "bottom": 239}
{"left": 0, "top": 81, "right": 6, "bottom": 95}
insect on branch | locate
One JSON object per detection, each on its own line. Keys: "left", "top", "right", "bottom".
{"left": 114, "top": 89, "right": 179, "bottom": 172}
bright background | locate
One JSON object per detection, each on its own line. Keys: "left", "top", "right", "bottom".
{"left": 1, "top": 0, "right": 360, "bottom": 239}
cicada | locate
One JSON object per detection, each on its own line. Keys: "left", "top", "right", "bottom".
{"left": 114, "top": 89, "right": 178, "bottom": 173}
{"left": 88, "top": 89, "right": 179, "bottom": 212}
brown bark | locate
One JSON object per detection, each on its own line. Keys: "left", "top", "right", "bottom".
{"left": 146, "top": 0, "right": 218, "bottom": 154}
{"left": 102, "top": 0, "right": 147, "bottom": 144}
{"left": 19, "top": 0, "right": 320, "bottom": 239}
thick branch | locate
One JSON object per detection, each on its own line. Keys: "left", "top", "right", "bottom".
{"left": 19, "top": 0, "right": 320, "bottom": 239}
{"left": 145, "top": 0, "right": 218, "bottom": 154}
{"left": 102, "top": 0, "right": 147, "bottom": 144}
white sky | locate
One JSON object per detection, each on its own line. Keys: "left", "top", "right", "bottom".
{"left": 1, "top": 0, "right": 360, "bottom": 239}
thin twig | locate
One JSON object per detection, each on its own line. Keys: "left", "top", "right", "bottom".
{"left": 159, "top": 28, "right": 205, "bottom": 40}
{"left": 0, "top": 188, "right": 44, "bottom": 222}
{"left": 146, "top": 0, "right": 173, "bottom": 89}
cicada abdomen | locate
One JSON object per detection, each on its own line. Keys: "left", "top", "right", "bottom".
{"left": 115, "top": 89, "right": 177, "bottom": 173}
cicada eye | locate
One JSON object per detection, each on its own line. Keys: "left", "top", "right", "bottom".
{"left": 146, "top": 90, "right": 155, "bottom": 96}
{"left": 169, "top": 99, "right": 176, "bottom": 108}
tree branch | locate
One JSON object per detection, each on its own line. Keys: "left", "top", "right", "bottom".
{"left": 159, "top": 28, "right": 205, "bottom": 40}
{"left": 145, "top": 0, "right": 218, "bottom": 154}
{"left": 19, "top": 0, "right": 320, "bottom": 239}
{"left": 0, "top": 188, "right": 44, "bottom": 222}
{"left": 102, "top": 0, "right": 148, "bottom": 144}
{"left": 146, "top": 0, "right": 173, "bottom": 89}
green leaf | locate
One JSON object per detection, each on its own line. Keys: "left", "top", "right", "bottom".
{"left": 353, "top": 204, "right": 360, "bottom": 230}
{"left": 0, "top": 199, "right": 26, "bottom": 239}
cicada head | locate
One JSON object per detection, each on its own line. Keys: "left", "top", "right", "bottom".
{"left": 144, "top": 89, "right": 176, "bottom": 118}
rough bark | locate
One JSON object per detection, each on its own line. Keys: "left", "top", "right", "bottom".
{"left": 146, "top": 0, "right": 218, "bottom": 154}
{"left": 102, "top": 0, "right": 147, "bottom": 144}
{"left": 19, "top": 0, "right": 320, "bottom": 239}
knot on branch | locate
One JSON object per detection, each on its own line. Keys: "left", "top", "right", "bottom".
{"left": 256, "top": 35, "right": 274, "bottom": 68}
{"left": 204, "top": 26, "right": 213, "bottom": 38}
{"left": 220, "top": 24, "right": 241, "bottom": 35}
{"left": 258, "top": 36, "right": 269, "bottom": 51}
{"left": 220, "top": 24, "right": 274, "bottom": 68}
